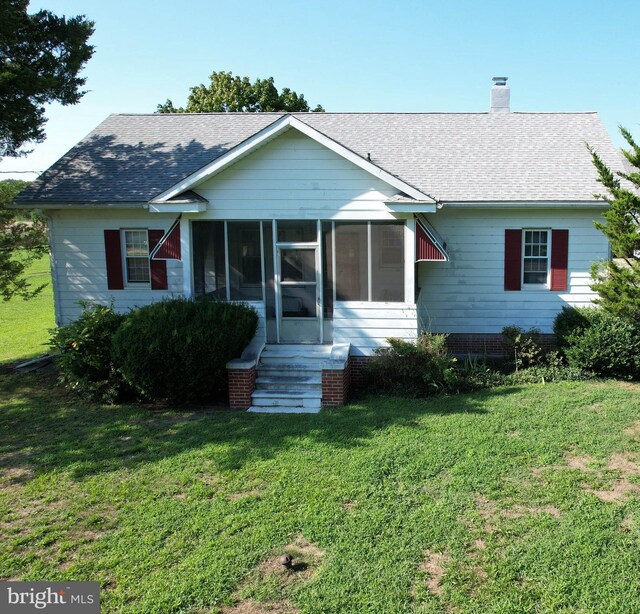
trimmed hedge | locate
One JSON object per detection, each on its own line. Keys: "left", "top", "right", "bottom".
{"left": 111, "top": 298, "right": 258, "bottom": 404}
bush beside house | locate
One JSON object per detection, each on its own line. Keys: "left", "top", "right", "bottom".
{"left": 52, "top": 299, "right": 258, "bottom": 404}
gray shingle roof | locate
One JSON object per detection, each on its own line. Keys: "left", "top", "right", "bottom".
{"left": 16, "top": 111, "right": 625, "bottom": 204}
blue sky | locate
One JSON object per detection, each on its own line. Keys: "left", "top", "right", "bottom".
{"left": 2, "top": 0, "right": 639, "bottom": 180}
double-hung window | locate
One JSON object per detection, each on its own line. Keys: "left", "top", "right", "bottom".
{"left": 123, "top": 229, "right": 150, "bottom": 284}
{"left": 522, "top": 229, "right": 549, "bottom": 286}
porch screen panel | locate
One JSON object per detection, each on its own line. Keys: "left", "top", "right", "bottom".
{"left": 192, "top": 221, "right": 226, "bottom": 299}
{"left": 262, "top": 222, "right": 275, "bottom": 317}
{"left": 228, "top": 222, "right": 262, "bottom": 301}
{"left": 322, "top": 222, "right": 333, "bottom": 317}
{"left": 371, "top": 223, "right": 404, "bottom": 301}
{"left": 335, "top": 223, "right": 367, "bottom": 301}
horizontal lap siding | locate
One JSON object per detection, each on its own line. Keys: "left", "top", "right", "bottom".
{"left": 418, "top": 208, "right": 608, "bottom": 334}
{"left": 334, "top": 302, "right": 418, "bottom": 356}
{"left": 50, "top": 210, "right": 183, "bottom": 325}
{"left": 194, "top": 130, "right": 399, "bottom": 220}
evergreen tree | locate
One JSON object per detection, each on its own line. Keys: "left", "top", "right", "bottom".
{"left": 0, "top": 0, "right": 95, "bottom": 157}
{"left": 589, "top": 127, "right": 640, "bottom": 325}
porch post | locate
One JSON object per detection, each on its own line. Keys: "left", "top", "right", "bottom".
{"left": 404, "top": 215, "right": 416, "bottom": 304}
{"left": 181, "top": 216, "right": 192, "bottom": 298}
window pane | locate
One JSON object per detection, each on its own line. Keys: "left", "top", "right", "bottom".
{"left": 524, "top": 271, "right": 547, "bottom": 284}
{"left": 281, "top": 249, "right": 315, "bottom": 282}
{"left": 125, "top": 230, "right": 148, "bottom": 257}
{"left": 192, "top": 222, "right": 226, "bottom": 299}
{"left": 335, "top": 223, "right": 367, "bottom": 301}
{"left": 281, "top": 285, "right": 316, "bottom": 317}
{"left": 371, "top": 223, "right": 404, "bottom": 302}
{"left": 126, "top": 257, "right": 150, "bottom": 283}
{"left": 228, "top": 222, "right": 262, "bottom": 301}
{"left": 277, "top": 221, "right": 317, "bottom": 243}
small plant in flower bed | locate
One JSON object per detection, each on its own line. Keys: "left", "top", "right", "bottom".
{"left": 501, "top": 325, "right": 543, "bottom": 370}
{"left": 364, "top": 333, "right": 458, "bottom": 397}
{"left": 50, "top": 302, "right": 131, "bottom": 403}
{"left": 111, "top": 298, "right": 258, "bottom": 404}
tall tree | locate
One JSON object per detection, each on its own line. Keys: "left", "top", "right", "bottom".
{"left": 0, "top": 0, "right": 95, "bottom": 157}
{"left": 589, "top": 126, "right": 640, "bottom": 325}
{"left": 157, "top": 70, "right": 324, "bottom": 114}
{"left": 0, "top": 179, "right": 48, "bottom": 300}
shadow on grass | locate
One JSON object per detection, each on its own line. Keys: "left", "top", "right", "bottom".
{"left": 0, "top": 372, "right": 521, "bottom": 480}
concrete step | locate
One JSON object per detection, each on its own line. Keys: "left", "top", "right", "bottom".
{"left": 251, "top": 390, "right": 322, "bottom": 409}
{"left": 262, "top": 344, "right": 332, "bottom": 357}
{"left": 256, "top": 374, "right": 321, "bottom": 385}
{"left": 255, "top": 378, "right": 322, "bottom": 392}
{"left": 247, "top": 406, "right": 321, "bottom": 414}
{"left": 256, "top": 363, "right": 324, "bottom": 376}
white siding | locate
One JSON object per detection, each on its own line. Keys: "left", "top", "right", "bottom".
{"left": 418, "top": 208, "right": 608, "bottom": 334}
{"left": 334, "top": 302, "right": 418, "bottom": 356}
{"left": 49, "top": 209, "right": 183, "bottom": 325}
{"left": 192, "top": 129, "right": 400, "bottom": 221}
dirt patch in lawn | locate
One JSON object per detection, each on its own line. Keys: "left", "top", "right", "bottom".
{"left": 227, "top": 488, "right": 263, "bottom": 502}
{"left": 564, "top": 453, "right": 596, "bottom": 472}
{"left": 221, "top": 599, "right": 298, "bottom": 613}
{"left": 607, "top": 453, "right": 640, "bottom": 475}
{"left": 624, "top": 421, "right": 640, "bottom": 438}
{"left": 584, "top": 479, "right": 640, "bottom": 503}
{"left": 341, "top": 501, "right": 357, "bottom": 510}
{"left": 222, "top": 535, "right": 324, "bottom": 613}
{"left": 474, "top": 495, "right": 561, "bottom": 531}
{"left": 417, "top": 550, "right": 451, "bottom": 597}
{"left": 536, "top": 451, "right": 640, "bottom": 503}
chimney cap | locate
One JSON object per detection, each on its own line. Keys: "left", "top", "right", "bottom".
{"left": 492, "top": 77, "right": 508, "bottom": 86}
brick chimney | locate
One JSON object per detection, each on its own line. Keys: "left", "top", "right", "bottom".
{"left": 490, "top": 77, "right": 510, "bottom": 113}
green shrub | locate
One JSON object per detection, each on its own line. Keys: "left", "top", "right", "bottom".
{"left": 553, "top": 306, "right": 595, "bottom": 349}
{"left": 364, "top": 334, "right": 458, "bottom": 397}
{"left": 50, "top": 302, "right": 129, "bottom": 403}
{"left": 505, "top": 364, "right": 594, "bottom": 385}
{"left": 502, "top": 326, "right": 543, "bottom": 369}
{"left": 562, "top": 310, "right": 640, "bottom": 380}
{"left": 111, "top": 298, "right": 258, "bottom": 404}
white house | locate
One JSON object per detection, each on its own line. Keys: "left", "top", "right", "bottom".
{"left": 15, "top": 78, "right": 624, "bottom": 411}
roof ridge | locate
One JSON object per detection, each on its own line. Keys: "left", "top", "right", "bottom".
{"left": 110, "top": 111, "right": 599, "bottom": 117}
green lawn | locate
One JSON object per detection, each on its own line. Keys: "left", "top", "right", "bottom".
{"left": 0, "top": 255, "right": 55, "bottom": 363}
{"left": 1, "top": 376, "right": 640, "bottom": 612}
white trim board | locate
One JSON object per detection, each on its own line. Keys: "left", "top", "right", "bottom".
{"left": 150, "top": 115, "right": 435, "bottom": 205}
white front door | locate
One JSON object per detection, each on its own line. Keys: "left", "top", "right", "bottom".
{"left": 277, "top": 246, "right": 321, "bottom": 343}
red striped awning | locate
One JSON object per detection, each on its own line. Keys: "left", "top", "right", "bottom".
{"left": 416, "top": 219, "right": 447, "bottom": 261}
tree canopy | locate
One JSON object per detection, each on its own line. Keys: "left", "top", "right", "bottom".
{"left": 157, "top": 71, "right": 324, "bottom": 114}
{"left": 0, "top": 179, "right": 49, "bottom": 301}
{"left": 589, "top": 127, "right": 640, "bottom": 325}
{"left": 0, "top": 0, "right": 95, "bottom": 157}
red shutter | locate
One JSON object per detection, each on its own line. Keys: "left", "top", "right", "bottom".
{"left": 148, "top": 229, "right": 167, "bottom": 290}
{"left": 104, "top": 230, "right": 124, "bottom": 290}
{"left": 550, "top": 229, "right": 569, "bottom": 291}
{"left": 504, "top": 229, "right": 522, "bottom": 291}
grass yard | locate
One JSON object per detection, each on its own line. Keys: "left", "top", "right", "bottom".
{"left": 0, "top": 255, "right": 54, "bottom": 364}
{"left": 1, "top": 374, "right": 640, "bottom": 612}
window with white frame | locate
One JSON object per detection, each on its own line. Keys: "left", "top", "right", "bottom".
{"left": 522, "top": 229, "right": 549, "bottom": 285}
{"left": 123, "top": 229, "right": 150, "bottom": 284}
